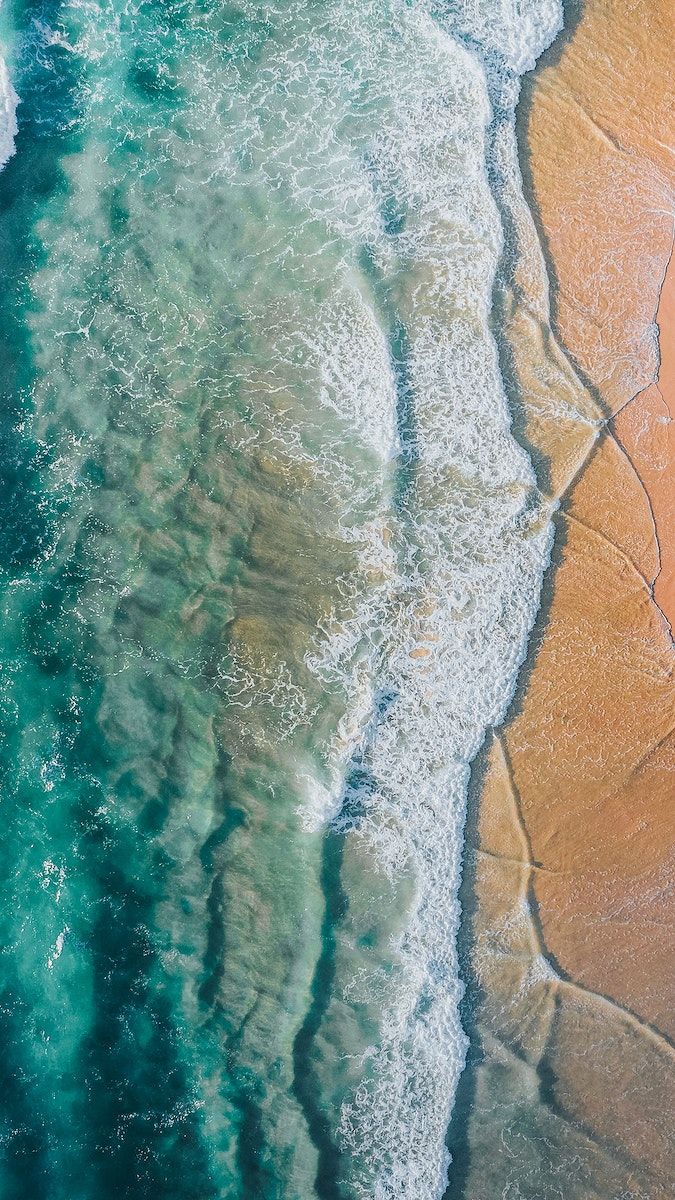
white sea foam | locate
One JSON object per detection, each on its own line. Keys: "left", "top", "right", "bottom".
{"left": 0, "top": 54, "right": 18, "bottom": 169}
{"left": 110, "top": 0, "right": 563, "bottom": 1190}
{"left": 193, "top": 0, "right": 564, "bottom": 1191}
{"left": 430, "top": 0, "right": 563, "bottom": 73}
{"left": 3, "top": 0, "right": 568, "bottom": 1187}
{"left": 268, "top": 1, "right": 564, "bottom": 1196}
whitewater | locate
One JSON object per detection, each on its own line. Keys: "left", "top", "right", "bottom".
{"left": 0, "top": 0, "right": 567, "bottom": 1197}
{"left": 293, "top": 2, "right": 565, "bottom": 1196}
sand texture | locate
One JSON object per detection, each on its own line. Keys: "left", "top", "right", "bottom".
{"left": 448, "top": 2, "right": 675, "bottom": 1196}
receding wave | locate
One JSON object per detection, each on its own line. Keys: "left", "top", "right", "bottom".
{"left": 292, "top": 2, "right": 564, "bottom": 1196}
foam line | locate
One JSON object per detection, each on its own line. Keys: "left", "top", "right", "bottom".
{"left": 0, "top": 55, "right": 18, "bottom": 169}
{"left": 294, "top": 2, "right": 565, "bottom": 1195}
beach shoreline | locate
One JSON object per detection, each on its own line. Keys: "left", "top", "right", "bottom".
{"left": 447, "top": 0, "right": 674, "bottom": 1194}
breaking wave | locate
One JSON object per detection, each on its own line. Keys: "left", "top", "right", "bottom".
{"left": 0, "top": 1, "right": 565, "bottom": 1196}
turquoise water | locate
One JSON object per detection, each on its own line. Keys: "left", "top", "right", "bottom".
{"left": 0, "top": 2, "right": 562, "bottom": 1197}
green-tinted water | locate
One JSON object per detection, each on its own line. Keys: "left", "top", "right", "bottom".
{"left": 0, "top": 4, "right": 376, "bottom": 1195}
{"left": 0, "top": 1, "right": 563, "bottom": 1197}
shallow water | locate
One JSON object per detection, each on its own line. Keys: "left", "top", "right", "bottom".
{"left": 0, "top": 2, "right": 565, "bottom": 1197}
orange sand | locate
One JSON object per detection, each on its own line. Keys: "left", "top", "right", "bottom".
{"left": 460, "top": 1, "right": 675, "bottom": 1194}
{"left": 524, "top": 0, "right": 673, "bottom": 416}
{"left": 512, "top": 0, "right": 675, "bottom": 1039}
{"left": 615, "top": 252, "right": 675, "bottom": 628}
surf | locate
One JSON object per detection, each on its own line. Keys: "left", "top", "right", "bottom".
{"left": 293, "top": 2, "right": 566, "bottom": 1196}
{"left": 0, "top": 1, "right": 566, "bottom": 1197}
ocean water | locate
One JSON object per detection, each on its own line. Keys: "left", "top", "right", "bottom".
{"left": 0, "top": 2, "right": 563, "bottom": 1198}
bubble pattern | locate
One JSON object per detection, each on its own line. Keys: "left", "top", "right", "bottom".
{"left": 0, "top": 1, "right": 562, "bottom": 1197}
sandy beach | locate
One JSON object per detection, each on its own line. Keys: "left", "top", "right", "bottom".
{"left": 0, "top": 2, "right": 669, "bottom": 1195}
{"left": 449, "top": 1, "right": 675, "bottom": 1195}
{"left": 513, "top": 0, "right": 674, "bottom": 1041}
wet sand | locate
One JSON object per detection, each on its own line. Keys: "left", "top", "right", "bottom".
{"left": 447, "top": 1, "right": 675, "bottom": 1195}
{"left": 615, "top": 250, "right": 675, "bottom": 629}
